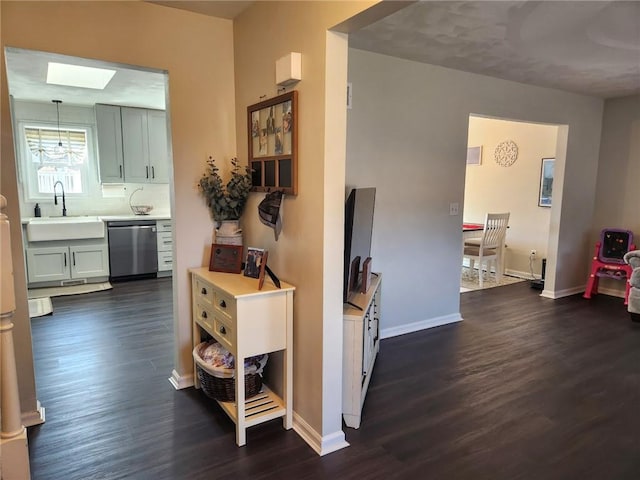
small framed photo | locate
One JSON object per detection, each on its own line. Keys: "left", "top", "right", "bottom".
{"left": 209, "top": 244, "right": 243, "bottom": 273}
{"left": 539, "top": 157, "right": 554, "bottom": 207}
{"left": 466, "top": 146, "right": 482, "bottom": 165}
{"left": 244, "top": 247, "right": 267, "bottom": 279}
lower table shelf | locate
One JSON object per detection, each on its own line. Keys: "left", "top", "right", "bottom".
{"left": 215, "top": 384, "right": 286, "bottom": 428}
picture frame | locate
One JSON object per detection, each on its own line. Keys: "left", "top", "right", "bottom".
{"left": 247, "top": 91, "right": 298, "bottom": 195}
{"left": 209, "top": 244, "right": 243, "bottom": 273}
{"left": 466, "top": 146, "right": 482, "bottom": 166}
{"left": 244, "top": 247, "right": 267, "bottom": 279}
{"left": 539, "top": 157, "right": 554, "bottom": 207}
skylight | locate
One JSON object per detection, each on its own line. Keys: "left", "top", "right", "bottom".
{"left": 46, "top": 62, "right": 116, "bottom": 90}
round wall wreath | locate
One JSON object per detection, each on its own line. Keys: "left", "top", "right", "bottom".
{"left": 494, "top": 140, "right": 519, "bottom": 167}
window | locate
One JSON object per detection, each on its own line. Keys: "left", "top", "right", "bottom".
{"left": 22, "top": 124, "right": 90, "bottom": 198}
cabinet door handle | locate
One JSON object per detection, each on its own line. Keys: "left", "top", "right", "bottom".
{"left": 201, "top": 287, "right": 207, "bottom": 295}
{"left": 152, "top": 166, "right": 155, "bottom": 179}
{"left": 64, "top": 252, "right": 67, "bottom": 267}
{"left": 72, "top": 252, "right": 76, "bottom": 266}
{"left": 201, "top": 311, "right": 207, "bottom": 319}
{"left": 146, "top": 166, "right": 149, "bottom": 179}
{"left": 219, "top": 300, "right": 226, "bottom": 309}
{"left": 219, "top": 326, "right": 226, "bottom": 335}
{"left": 119, "top": 165, "right": 123, "bottom": 178}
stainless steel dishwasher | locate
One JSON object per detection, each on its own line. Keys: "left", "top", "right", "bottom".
{"left": 107, "top": 220, "right": 158, "bottom": 279}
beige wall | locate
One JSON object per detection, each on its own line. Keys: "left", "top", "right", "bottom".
{"left": 465, "top": 116, "right": 558, "bottom": 276}
{"left": 233, "top": 1, "right": 380, "bottom": 447}
{"left": 1, "top": 1, "right": 236, "bottom": 414}
{"left": 591, "top": 94, "right": 640, "bottom": 297}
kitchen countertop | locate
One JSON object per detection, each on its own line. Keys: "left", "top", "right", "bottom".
{"left": 21, "top": 213, "right": 172, "bottom": 224}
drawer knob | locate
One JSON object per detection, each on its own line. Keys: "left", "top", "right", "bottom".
{"left": 219, "top": 326, "right": 226, "bottom": 335}
{"left": 201, "top": 311, "right": 207, "bottom": 319}
{"left": 201, "top": 287, "right": 207, "bottom": 295}
{"left": 219, "top": 300, "right": 226, "bottom": 308}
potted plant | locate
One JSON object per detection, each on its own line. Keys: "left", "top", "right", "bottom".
{"left": 198, "top": 157, "right": 252, "bottom": 243}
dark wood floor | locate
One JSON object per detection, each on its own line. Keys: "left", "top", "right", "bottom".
{"left": 27, "top": 279, "right": 640, "bottom": 479}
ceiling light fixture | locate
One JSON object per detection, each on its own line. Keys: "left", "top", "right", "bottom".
{"left": 46, "top": 62, "right": 116, "bottom": 90}
{"left": 52, "top": 99, "right": 64, "bottom": 154}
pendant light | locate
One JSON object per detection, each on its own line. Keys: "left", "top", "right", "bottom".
{"left": 52, "top": 99, "right": 64, "bottom": 155}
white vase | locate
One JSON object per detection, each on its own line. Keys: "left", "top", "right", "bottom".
{"left": 215, "top": 220, "right": 243, "bottom": 246}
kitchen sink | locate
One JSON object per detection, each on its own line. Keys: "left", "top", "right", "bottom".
{"left": 27, "top": 216, "right": 105, "bottom": 241}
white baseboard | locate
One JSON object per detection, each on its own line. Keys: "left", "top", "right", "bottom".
{"left": 22, "top": 400, "right": 45, "bottom": 427}
{"left": 380, "top": 313, "right": 462, "bottom": 339}
{"left": 292, "top": 411, "right": 349, "bottom": 456}
{"left": 504, "top": 268, "right": 534, "bottom": 279}
{"left": 540, "top": 285, "right": 584, "bottom": 299}
{"left": 168, "top": 369, "right": 194, "bottom": 390}
{"left": 593, "top": 286, "right": 625, "bottom": 299}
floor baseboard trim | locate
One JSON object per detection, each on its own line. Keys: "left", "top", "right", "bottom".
{"left": 22, "top": 400, "right": 45, "bottom": 427}
{"left": 381, "top": 313, "right": 462, "bottom": 339}
{"left": 168, "top": 369, "right": 193, "bottom": 390}
{"left": 292, "top": 411, "right": 349, "bottom": 456}
{"left": 540, "top": 286, "right": 584, "bottom": 299}
{"left": 592, "top": 286, "right": 625, "bottom": 299}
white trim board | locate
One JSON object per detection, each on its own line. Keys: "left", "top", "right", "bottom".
{"left": 293, "top": 411, "right": 349, "bottom": 456}
{"left": 381, "top": 313, "right": 462, "bottom": 339}
{"left": 168, "top": 369, "right": 193, "bottom": 390}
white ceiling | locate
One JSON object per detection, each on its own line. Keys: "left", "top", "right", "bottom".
{"left": 349, "top": 1, "right": 640, "bottom": 99}
{"left": 5, "top": 48, "right": 167, "bottom": 110}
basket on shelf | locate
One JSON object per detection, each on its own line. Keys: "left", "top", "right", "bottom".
{"left": 193, "top": 340, "right": 268, "bottom": 402}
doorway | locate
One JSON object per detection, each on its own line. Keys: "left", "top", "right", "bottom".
{"left": 4, "top": 46, "right": 177, "bottom": 411}
{"left": 461, "top": 115, "right": 560, "bottom": 292}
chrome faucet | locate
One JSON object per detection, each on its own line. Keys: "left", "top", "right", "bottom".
{"left": 53, "top": 181, "right": 67, "bottom": 217}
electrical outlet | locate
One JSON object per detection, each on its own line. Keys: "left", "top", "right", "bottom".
{"left": 449, "top": 202, "right": 459, "bottom": 216}
{"left": 530, "top": 249, "right": 537, "bottom": 258}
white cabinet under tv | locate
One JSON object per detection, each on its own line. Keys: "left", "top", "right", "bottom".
{"left": 343, "top": 272, "right": 381, "bottom": 429}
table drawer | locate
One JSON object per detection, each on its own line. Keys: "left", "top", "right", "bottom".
{"left": 213, "top": 316, "right": 235, "bottom": 352}
{"left": 195, "top": 278, "right": 215, "bottom": 308}
{"left": 213, "top": 290, "right": 236, "bottom": 321}
{"left": 195, "top": 303, "right": 214, "bottom": 332}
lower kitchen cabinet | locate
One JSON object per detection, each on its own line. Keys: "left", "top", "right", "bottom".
{"left": 156, "top": 219, "right": 173, "bottom": 275}
{"left": 26, "top": 243, "right": 109, "bottom": 284}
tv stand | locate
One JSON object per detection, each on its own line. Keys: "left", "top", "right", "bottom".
{"left": 343, "top": 272, "right": 381, "bottom": 428}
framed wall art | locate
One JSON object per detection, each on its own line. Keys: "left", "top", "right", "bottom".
{"left": 247, "top": 91, "right": 298, "bottom": 195}
{"left": 538, "top": 157, "right": 554, "bottom": 207}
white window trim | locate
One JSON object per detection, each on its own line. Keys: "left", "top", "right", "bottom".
{"left": 17, "top": 119, "right": 100, "bottom": 203}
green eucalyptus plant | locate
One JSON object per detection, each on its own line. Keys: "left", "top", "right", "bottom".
{"left": 198, "top": 157, "right": 252, "bottom": 222}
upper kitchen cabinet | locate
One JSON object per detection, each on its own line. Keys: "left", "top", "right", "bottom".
{"left": 95, "top": 104, "right": 169, "bottom": 184}
{"left": 96, "top": 104, "right": 125, "bottom": 183}
{"left": 121, "top": 107, "right": 169, "bottom": 184}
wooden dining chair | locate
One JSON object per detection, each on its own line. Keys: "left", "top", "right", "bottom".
{"left": 463, "top": 212, "right": 510, "bottom": 287}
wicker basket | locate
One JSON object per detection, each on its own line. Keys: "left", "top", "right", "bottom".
{"left": 193, "top": 341, "right": 266, "bottom": 402}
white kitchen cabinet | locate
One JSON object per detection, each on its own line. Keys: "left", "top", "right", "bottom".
{"left": 190, "top": 267, "right": 295, "bottom": 446}
{"left": 26, "top": 243, "right": 109, "bottom": 284}
{"left": 156, "top": 219, "right": 173, "bottom": 275}
{"left": 343, "top": 273, "right": 381, "bottom": 429}
{"left": 96, "top": 104, "right": 125, "bottom": 183}
{"left": 121, "top": 107, "right": 169, "bottom": 184}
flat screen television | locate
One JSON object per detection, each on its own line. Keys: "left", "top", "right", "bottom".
{"left": 343, "top": 187, "right": 376, "bottom": 303}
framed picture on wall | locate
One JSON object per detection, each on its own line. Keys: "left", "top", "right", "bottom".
{"left": 247, "top": 91, "right": 298, "bottom": 195}
{"left": 539, "top": 158, "right": 554, "bottom": 207}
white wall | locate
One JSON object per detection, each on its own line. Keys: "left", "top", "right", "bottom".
{"left": 591, "top": 94, "right": 640, "bottom": 297}
{"left": 346, "top": 48, "right": 604, "bottom": 335}
{"left": 465, "top": 116, "right": 558, "bottom": 277}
